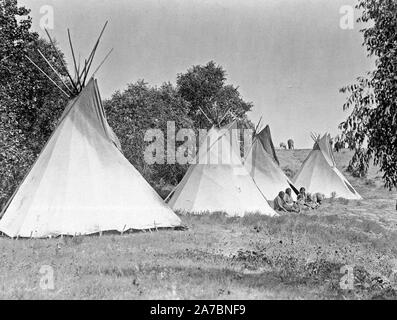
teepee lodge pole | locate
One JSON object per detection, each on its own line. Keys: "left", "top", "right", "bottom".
{"left": 77, "top": 53, "right": 81, "bottom": 77}
{"left": 81, "top": 21, "right": 109, "bottom": 86}
{"left": 91, "top": 48, "right": 114, "bottom": 77}
{"left": 36, "top": 49, "right": 74, "bottom": 95}
{"left": 25, "top": 55, "right": 70, "bottom": 98}
{"left": 218, "top": 107, "right": 231, "bottom": 126}
{"left": 254, "top": 116, "right": 263, "bottom": 135}
{"left": 78, "top": 58, "right": 90, "bottom": 84}
{"left": 83, "top": 21, "right": 108, "bottom": 85}
{"left": 67, "top": 29, "right": 81, "bottom": 90}
{"left": 42, "top": 21, "right": 109, "bottom": 94}
{"left": 44, "top": 28, "right": 79, "bottom": 94}
{"left": 79, "top": 21, "right": 108, "bottom": 86}
{"left": 198, "top": 106, "right": 213, "bottom": 125}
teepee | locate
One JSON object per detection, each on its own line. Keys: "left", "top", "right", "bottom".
{"left": 293, "top": 133, "right": 362, "bottom": 200}
{"left": 0, "top": 24, "right": 180, "bottom": 238}
{"left": 244, "top": 125, "right": 297, "bottom": 200}
{"left": 166, "top": 122, "right": 277, "bottom": 217}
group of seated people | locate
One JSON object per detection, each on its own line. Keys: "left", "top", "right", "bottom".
{"left": 273, "top": 187, "right": 324, "bottom": 213}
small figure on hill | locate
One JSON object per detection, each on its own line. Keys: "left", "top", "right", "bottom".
{"left": 279, "top": 142, "right": 287, "bottom": 149}
{"left": 287, "top": 139, "right": 294, "bottom": 150}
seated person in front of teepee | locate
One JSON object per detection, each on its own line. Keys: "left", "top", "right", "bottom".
{"left": 306, "top": 193, "right": 320, "bottom": 209}
{"left": 317, "top": 193, "right": 325, "bottom": 204}
{"left": 284, "top": 188, "right": 300, "bottom": 212}
{"left": 273, "top": 191, "right": 297, "bottom": 213}
{"left": 297, "top": 187, "right": 315, "bottom": 210}
{"left": 297, "top": 187, "right": 306, "bottom": 203}
{"left": 311, "top": 192, "right": 324, "bottom": 208}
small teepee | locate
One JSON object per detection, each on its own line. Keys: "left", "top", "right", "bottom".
{"left": 293, "top": 133, "right": 362, "bottom": 200}
{"left": 244, "top": 125, "right": 298, "bottom": 200}
{"left": 0, "top": 23, "right": 180, "bottom": 237}
{"left": 166, "top": 121, "right": 277, "bottom": 217}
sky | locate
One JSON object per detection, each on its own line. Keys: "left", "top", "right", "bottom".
{"left": 20, "top": 0, "right": 374, "bottom": 148}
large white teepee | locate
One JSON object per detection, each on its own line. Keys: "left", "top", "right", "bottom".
{"left": 293, "top": 133, "right": 362, "bottom": 200}
{"left": 244, "top": 125, "right": 297, "bottom": 200}
{"left": 167, "top": 123, "right": 277, "bottom": 217}
{"left": 0, "top": 79, "right": 181, "bottom": 238}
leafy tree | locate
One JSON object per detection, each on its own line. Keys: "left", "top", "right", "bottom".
{"left": 104, "top": 81, "right": 193, "bottom": 196}
{"left": 0, "top": 0, "right": 68, "bottom": 208}
{"left": 339, "top": 0, "right": 397, "bottom": 189}
{"left": 105, "top": 62, "right": 257, "bottom": 194}
{"left": 176, "top": 61, "right": 254, "bottom": 130}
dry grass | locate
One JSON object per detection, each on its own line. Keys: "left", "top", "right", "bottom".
{"left": 0, "top": 149, "right": 396, "bottom": 299}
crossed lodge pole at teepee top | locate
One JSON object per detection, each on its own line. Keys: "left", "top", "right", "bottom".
{"left": 198, "top": 99, "right": 237, "bottom": 129}
{"left": 25, "top": 21, "right": 113, "bottom": 98}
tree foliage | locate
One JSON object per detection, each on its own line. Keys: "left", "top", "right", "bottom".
{"left": 339, "top": 0, "right": 397, "bottom": 189}
{"left": 0, "top": 0, "right": 68, "bottom": 208}
{"left": 104, "top": 81, "right": 193, "bottom": 196}
{"left": 176, "top": 61, "right": 254, "bottom": 130}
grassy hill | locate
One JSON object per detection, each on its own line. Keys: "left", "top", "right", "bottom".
{"left": 0, "top": 149, "right": 396, "bottom": 300}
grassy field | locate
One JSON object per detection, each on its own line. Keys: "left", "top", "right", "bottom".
{"left": 0, "top": 149, "right": 396, "bottom": 300}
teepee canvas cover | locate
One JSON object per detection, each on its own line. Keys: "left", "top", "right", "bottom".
{"left": 167, "top": 123, "right": 277, "bottom": 217}
{"left": 0, "top": 79, "right": 180, "bottom": 237}
{"left": 244, "top": 126, "right": 297, "bottom": 200}
{"left": 256, "top": 125, "right": 280, "bottom": 165}
{"left": 293, "top": 133, "right": 362, "bottom": 200}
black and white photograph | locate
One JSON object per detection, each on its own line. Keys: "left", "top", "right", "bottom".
{"left": 0, "top": 0, "right": 396, "bottom": 306}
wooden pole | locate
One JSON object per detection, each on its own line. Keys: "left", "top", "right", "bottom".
{"left": 198, "top": 106, "right": 213, "bottom": 125}
{"left": 218, "top": 107, "right": 231, "bottom": 126}
{"left": 67, "top": 29, "right": 81, "bottom": 90}
{"left": 37, "top": 49, "right": 74, "bottom": 94}
{"left": 25, "top": 55, "right": 70, "bottom": 98}
{"left": 90, "top": 48, "right": 113, "bottom": 77}
{"left": 254, "top": 116, "right": 263, "bottom": 135}
{"left": 81, "top": 21, "right": 108, "bottom": 86}
{"left": 77, "top": 53, "right": 81, "bottom": 77}
{"left": 44, "top": 28, "right": 78, "bottom": 93}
